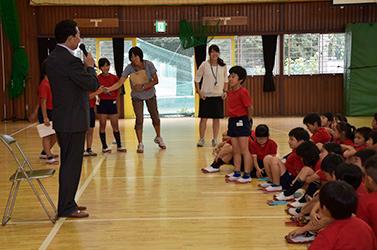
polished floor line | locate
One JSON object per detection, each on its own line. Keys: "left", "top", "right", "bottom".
{"left": 39, "top": 156, "right": 106, "bottom": 250}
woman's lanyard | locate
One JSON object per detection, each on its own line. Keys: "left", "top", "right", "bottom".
{"left": 210, "top": 64, "right": 218, "bottom": 86}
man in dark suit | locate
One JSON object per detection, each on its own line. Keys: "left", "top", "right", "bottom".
{"left": 45, "top": 19, "right": 99, "bottom": 218}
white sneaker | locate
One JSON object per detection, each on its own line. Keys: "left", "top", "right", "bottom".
{"left": 201, "top": 166, "right": 220, "bottom": 173}
{"left": 227, "top": 174, "right": 241, "bottom": 182}
{"left": 117, "top": 147, "right": 127, "bottom": 152}
{"left": 264, "top": 185, "right": 282, "bottom": 192}
{"left": 259, "top": 182, "right": 272, "bottom": 188}
{"left": 154, "top": 137, "right": 166, "bottom": 149}
{"left": 211, "top": 138, "right": 218, "bottom": 147}
{"left": 46, "top": 157, "right": 59, "bottom": 164}
{"left": 237, "top": 176, "right": 252, "bottom": 184}
{"left": 274, "top": 192, "right": 295, "bottom": 201}
{"left": 225, "top": 172, "right": 234, "bottom": 178}
{"left": 102, "top": 147, "right": 111, "bottom": 153}
{"left": 286, "top": 231, "right": 315, "bottom": 244}
{"left": 137, "top": 143, "right": 144, "bottom": 153}
{"left": 288, "top": 200, "right": 307, "bottom": 208}
{"left": 287, "top": 207, "right": 300, "bottom": 216}
{"left": 197, "top": 138, "right": 205, "bottom": 147}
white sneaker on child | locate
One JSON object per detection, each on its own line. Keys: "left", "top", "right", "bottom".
{"left": 154, "top": 137, "right": 166, "bottom": 149}
{"left": 211, "top": 139, "right": 218, "bottom": 147}
{"left": 137, "top": 143, "right": 144, "bottom": 153}
{"left": 259, "top": 182, "right": 272, "bottom": 188}
{"left": 288, "top": 200, "right": 307, "bottom": 208}
{"left": 102, "top": 147, "right": 111, "bottom": 153}
{"left": 46, "top": 157, "right": 59, "bottom": 164}
{"left": 274, "top": 192, "right": 295, "bottom": 201}
{"left": 264, "top": 185, "right": 282, "bottom": 192}
{"left": 237, "top": 176, "right": 252, "bottom": 184}
{"left": 201, "top": 166, "right": 220, "bottom": 173}
{"left": 227, "top": 174, "right": 241, "bottom": 182}
{"left": 285, "top": 231, "right": 315, "bottom": 244}
{"left": 287, "top": 207, "right": 301, "bottom": 217}
{"left": 197, "top": 138, "right": 205, "bottom": 147}
{"left": 225, "top": 172, "right": 234, "bottom": 178}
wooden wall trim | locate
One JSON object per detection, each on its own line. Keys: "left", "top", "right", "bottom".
{"left": 1, "top": 1, "right": 367, "bottom": 119}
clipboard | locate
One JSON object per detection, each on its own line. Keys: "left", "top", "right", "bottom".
{"left": 129, "top": 70, "right": 148, "bottom": 85}
{"left": 36, "top": 122, "right": 56, "bottom": 138}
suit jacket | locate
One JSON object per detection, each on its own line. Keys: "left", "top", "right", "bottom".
{"left": 45, "top": 45, "right": 99, "bottom": 133}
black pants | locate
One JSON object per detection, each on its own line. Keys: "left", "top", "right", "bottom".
{"left": 56, "top": 131, "right": 86, "bottom": 216}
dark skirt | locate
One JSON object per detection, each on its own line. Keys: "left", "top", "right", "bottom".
{"left": 198, "top": 96, "right": 224, "bottom": 118}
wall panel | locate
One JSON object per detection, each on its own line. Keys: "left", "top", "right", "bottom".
{"left": 283, "top": 74, "right": 343, "bottom": 115}
{"left": 3, "top": 1, "right": 376, "bottom": 119}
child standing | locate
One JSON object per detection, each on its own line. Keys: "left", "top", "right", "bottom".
{"left": 97, "top": 58, "right": 126, "bottom": 153}
{"left": 83, "top": 87, "right": 103, "bottom": 156}
{"left": 225, "top": 66, "right": 253, "bottom": 184}
{"left": 38, "top": 65, "right": 58, "bottom": 164}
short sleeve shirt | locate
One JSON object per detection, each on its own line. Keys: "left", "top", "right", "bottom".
{"left": 121, "top": 60, "right": 157, "bottom": 100}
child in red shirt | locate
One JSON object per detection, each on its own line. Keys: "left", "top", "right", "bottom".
{"left": 225, "top": 66, "right": 253, "bottom": 184}
{"left": 83, "top": 87, "right": 104, "bottom": 156}
{"left": 249, "top": 124, "right": 277, "bottom": 178}
{"left": 262, "top": 127, "right": 309, "bottom": 192}
{"left": 358, "top": 155, "right": 377, "bottom": 239}
{"left": 332, "top": 121, "right": 355, "bottom": 146}
{"left": 367, "top": 131, "right": 377, "bottom": 151}
{"left": 343, "top": 127, "right": 372, "bottom": 158}
{"left": 309, "top": 181, "right": 376, "bottom": 250}
{"left": 38, "top": 66, "right": 58, "bottom": 164}
{"left": 97, "top": 58, "right": 126, "bottom": 153}
{"left": 304, "top": 113, "right": 331, "bottom": 144}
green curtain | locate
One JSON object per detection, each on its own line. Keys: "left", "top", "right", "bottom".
{"left": 0, "top": 0, "right": 29, "bottom": 98}
{"left": 344, "top": 23, "right": 377, "bottom": 116}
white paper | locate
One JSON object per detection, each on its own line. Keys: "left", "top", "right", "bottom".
{"left": 36, "top": 122, "right": 55, "bottom": 138}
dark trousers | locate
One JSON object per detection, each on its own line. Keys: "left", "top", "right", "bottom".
{"left": 56, "top": 131, "right": 86, "bottom": 216}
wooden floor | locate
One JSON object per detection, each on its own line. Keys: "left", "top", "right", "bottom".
{"left": 0, "top": 117, "right": 372, "bottom": 250}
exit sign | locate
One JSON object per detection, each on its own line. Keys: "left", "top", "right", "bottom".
{"left": 155, "top": 20, "right": 167, "bottom": 33}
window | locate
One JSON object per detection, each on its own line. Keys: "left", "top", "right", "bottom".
{"left": 235, "top": 36, "right": 279, "bottom": 76}
{"left": 138, "top": 37, "right": 195, "bottom": 116}
{"left": 284, "top": 33, "right": 345, "bottom": 75}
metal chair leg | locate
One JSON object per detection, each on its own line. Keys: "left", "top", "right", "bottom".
{"left": 2, "top": 181, "right": 19, "bottom": 225}
{"left": 36, "top": 179, "right": 57, "bottom": 223}
{"left": 25, "top": 177, "right": 56, "bottom": 224}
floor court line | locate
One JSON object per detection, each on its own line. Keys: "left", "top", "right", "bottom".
{"left": 201, "top": 191, "right": 265, "bottom": 194}
{"left": 93, "top": 175, "right": 227, "bottom": 179}
{"left": 11, "top": 214, "right": 289, "bottom": 226}
{"left": 39, "top": 156, "right": 106, "bottom": 250}
{"left": 51, "top": 215, "right": 289, "bottom": 224}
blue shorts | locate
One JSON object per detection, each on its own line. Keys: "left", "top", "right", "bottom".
{"left": 38, "top": 108, "right": 53, "bottom": 124}
{"left": 227, "top": 116, "right": 251, "bottom": 137}
{"left": 97, "top": 99, "right": 118, "bottom": 115}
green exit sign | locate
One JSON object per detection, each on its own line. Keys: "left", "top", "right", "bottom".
{"left": 155, "top": 20, "right": 167, "bottom": 33}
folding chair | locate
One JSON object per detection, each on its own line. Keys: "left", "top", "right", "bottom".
{"left": 0, "top": 134, "right": 56, "bottom": 225}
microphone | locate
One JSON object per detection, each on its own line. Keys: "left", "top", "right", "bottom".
{"left": 79, "top": 43, "right": 89, "bottom": 56}
{"left": 79, "top": 43, "right": 96, "bottom": 67}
